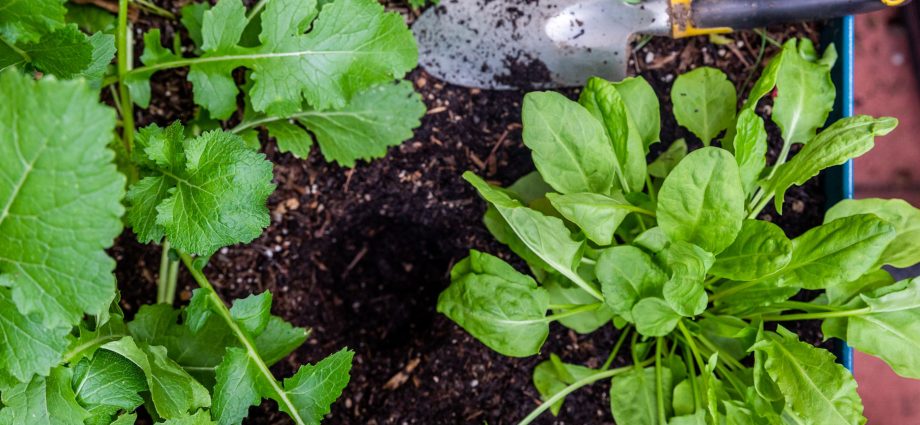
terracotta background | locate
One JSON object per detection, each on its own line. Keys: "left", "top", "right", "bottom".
{"left": 853, "top": 7, "right": 920, "bottom": 424}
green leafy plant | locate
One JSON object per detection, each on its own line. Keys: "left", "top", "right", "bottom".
{"left": 439, "top": 38, "right": 919, "bottom": 424}
{"left": 0, "top": 0, "right": 423, "bottom": 423}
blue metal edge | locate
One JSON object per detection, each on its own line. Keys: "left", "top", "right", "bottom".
{"left": 821, "top": 16, "right": 855, "bottom": 371}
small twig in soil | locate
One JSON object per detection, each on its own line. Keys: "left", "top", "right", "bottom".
{"left": 341, "top": 244, "right": 369, "bottom": 279}
{"left": 343, "top": 168, "right": 355, "bottom": 193}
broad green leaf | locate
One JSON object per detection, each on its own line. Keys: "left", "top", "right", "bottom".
{"left": 111, "top": 413, "right": 137, "bottom": 425}
{"left": 827, "top": 269, "right": 895, "bottom": 306}
{"left": 753, "top": 324, "right": 782, "bottom": 401}
{"left": 634, "top": 227, "right": 669, "bottom": 253}
{"left": 613, "top": 76, "right": 660, "bottom": 150}
{"left": 610, "top": 366, "right": 672, "bottom": 425}
{"left": 65, "top": 313, "right": 129, "bottom": 365}
{"left": 764, "top": 115, "right": 896, "bottom": 211}
{"left": 752, "top": 327, "right": 864, "bottom": 425}
{"left": 772, "top": 39, "right": 836, "bottom": 145}
{"left": 103, "top": 338, "right": 211, "bottom": 419}
{"left": 710, "top": 220, "right": 792, "bottom": 281}
{"left": 658, "top": 147, "right": 745, "bottom": 254}
{"left": 180, "top": 3, "right": 210, "bottom": 49}
{"left": 742, "top": 45, "right": 783, "bottom": 111}
{"left": 713, "top": 281, "right": 797, "bottom": 316}
{"left": 632, "top": 298, "right": 680, "bottom": 337}
{"left": 126, "top": 122, "right": 275, "bottom": 256}
{"left": 0, "top": 71, "right": 123, "bottom": 331}
{"left": 230, "top": 292, "right": 272, "bottom": 336}
{"left": 264, "top": 121, "right": 313, "bottom": 158}
{"left": 138, "top": 0, "right": 417, "bottom": 118}
{"left": 0, "top": 0, "right": 66, "bottom": 43}
{"left": 212, "top": 347, "right": 270, "bottom": 425}
{"left": 671, "top": 67, "right": 736, "bottom": 145}
{"left": 72, "top": 349, "right": 146, "bottom": 423}
{"left": 3, "top": 24, "right": 94, "bottom": 78}
{"left": 295, "top": 81, "right": 425, "bottom": 166}
{"left": 186, "top": 288, "right": 213, "bottom": 333}
{"left": 671, "top": 379, "right": 694, "bottom": 416}
{"left": 80, "top": 32, "right": 116, "bottom": 84}
{"left": 464, "top": 172, "right": 597, "bottom": 299}
{"left": 482, "top": 175, "right": 556, "bottom": 273}
{"left": 647, "top": 139, "right": 687, "bottom": 179}
{"left": 0, "top": 290, "right": 69, "bottom": 384}
{"left": 825, "top": 198, "right": 920, "bottom": 268}
{"left": 596, "top": 246, "right": 667, "bottom": 321}
{"left": 669, "top": 410, "right": 707, "bottom": 425}
{"left": 66, "top": 4, "right": 116, "bottom": 34}
{"left": 860, "top": 276, "right": 920, "bottom": 313}
{"left": 544, "top": 274, "right": 614, "bottom": 334}
{"left": 732, "top": 109, "right": 768, "bottom": 195}
{"left": 770, "top": 214, "right": 895, "bottom": 290}
{"left": 522, "top": 91, "right": 618, "bottom": 195}
{"left": 274, "top": 348, "right": 353, "bottom": 424}
{"left": 253, "top": 316, "right": 310, "bottom": 366}
{"left": 579, "top": 77, "right": 646, "bottom": 192}
{"left": 698, "top": 315, "right": 753, "bottom": 361}
{"left": 437, "top": 250, "right": 549, "bottom": 357}
{"left": 0, "top": 367, "right": 87, "bottom": 425}
{"left": 838, "top": 277, "right": 920, "bottom": 379}
{"left": 662, "top": 242, "right": 713, "bottom": 317}
{"left": 160, "top": 410, "right": 214, "bottom": 425}
{"left": 546, "top": 192, "right": 635, "bottom": 245}
{"left": 128, "top": 305, "right": 234, "bottom": 380}
{"left": 533, "top": 354, "right": 595, "bottom": 415}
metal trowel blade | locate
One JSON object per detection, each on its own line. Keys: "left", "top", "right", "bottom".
{"left": 413, "top": 0, "right": 669, "bottom": 90}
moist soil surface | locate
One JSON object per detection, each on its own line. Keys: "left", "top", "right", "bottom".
{"left": 114, "top": 4, "right": 829, "bottom": 424}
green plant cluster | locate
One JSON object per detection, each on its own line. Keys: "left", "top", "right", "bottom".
{"left": 439, "top": 38, "right": 920, "bottom": 425}
{"left": 0, "top": 0, "right": 422, "bottom": 423}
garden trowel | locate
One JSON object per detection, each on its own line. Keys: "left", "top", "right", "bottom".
{"left": 414, "top": 0, "right": 909, "bottom": 89}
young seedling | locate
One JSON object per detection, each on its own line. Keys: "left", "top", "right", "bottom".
{"left": 440, "top": 38, "right": 917, "bottom": 424}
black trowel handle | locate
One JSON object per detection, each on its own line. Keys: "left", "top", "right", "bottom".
{"left": 671, "top": 0, "right": 911, "bottom": 37}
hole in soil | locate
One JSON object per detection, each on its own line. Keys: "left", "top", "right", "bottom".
{"left": 326, "top": 217, "right": 451, "bottom": 353}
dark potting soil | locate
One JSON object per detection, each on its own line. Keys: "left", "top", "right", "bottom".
{"left": 112, "top": 4, "right": 829, "bottom": 424}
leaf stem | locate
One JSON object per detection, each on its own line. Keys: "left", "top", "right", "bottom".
{"left": 132, "top": 0, "right": 176, "bottom": 18}
{"left": 602, "top": 326, "right": 632, "bottom": 371}
{"left": 0, "top": 36, "right": 30, "bottom": 64}
{"left": 645, "top": 174, "right": 657, "bottom": 203}
{"left": 117, "top": 0, "right": 135, "bottom": 157}
{"left": 677, "top": 320, "right": 706, "bottom": 372}
{"left": 544, "top": 303, "right": 602, "bottom": 323}
{"left": 157, "top": 240, "right": 170, "bottom": 302}
{"left": 760, "top": 307, "right": 871, "bottom": 322}
{"left": 655, "top": 337, "right": 666, "bottom": 425}
{"left": 517, "top": 359, "right": 654, "bottom": 425}
{"left": 179, "top": 252, "right": 309, "bottom": 425}
{"left": 246, "top": 0, "right": 270, "bottom": 21}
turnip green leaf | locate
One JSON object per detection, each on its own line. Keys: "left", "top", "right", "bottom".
{"left": 126, "top": 122, "right": 275, "bottom": 256}
{"left": 0, "top": 71, "right": 124, "bottom": 335}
